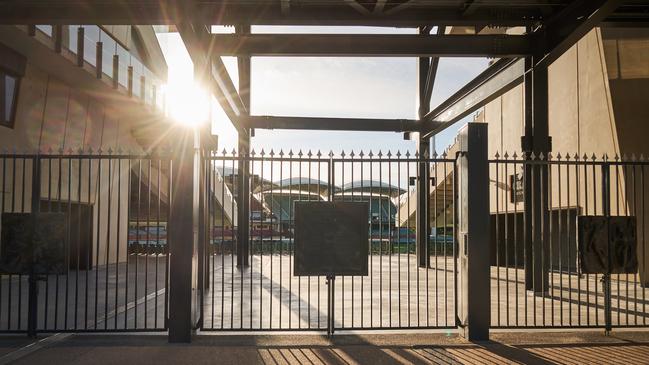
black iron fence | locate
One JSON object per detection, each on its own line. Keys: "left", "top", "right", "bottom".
{"left": 489, "top": 152, "right": 649, "bottom": 329}
{"left": 4, "top": 146, "right": 648, "bottom": 335}
{"left": 0, "top": 150, "right": 171, "bottom": 333}
{"left": 202, "top": 150, "right": 458, "bottom": 331}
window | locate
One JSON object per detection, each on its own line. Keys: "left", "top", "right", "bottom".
{"left": 0, "top": 69, "right": 20, "bottom": 128}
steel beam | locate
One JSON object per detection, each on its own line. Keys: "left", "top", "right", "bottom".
{"left": 176, "top": 22, "right": 246, "bottom": 130}
{"left": 236, "top": 25, "right": 251, "bottom": 269}
{"left": 0, "top": 1, "right": 546, "bottom": 26}
{"left": 242, "top": 115, "right": 436, "bottom": 132}
{"left": 522, "top": 57, "right": 551, "bottom": 295}
{"left": 422, "top": 26, "right": 446, "bottom": 112}
{"left": 416, "top": 26, "right": 431, "bottom": 269}
{"left": 421, "top": 58, "right": 525, "bottom": 139}
{"left": 535, "top": 0, "right": 623, "bottom": 68}
{"left": 0, "top": 1, "right": 640, "bottom": 28}
{"left": 208, "top": 34, "right": 535, "bottom": 57}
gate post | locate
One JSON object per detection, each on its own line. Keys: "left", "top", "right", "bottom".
{"left": 168, "top": 129, "right": 200, "bottom": 343}
{"left": 457, "top": 122, "right": 490, "bottom": 341}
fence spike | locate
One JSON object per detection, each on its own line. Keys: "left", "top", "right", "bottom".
{"left": 349, "top": 150, "right": 355, "bottom": 157}
{"left": 441, "top": 151, "right": 448, "bottom": 159}
{"left": 297, "top": 150, "right": 303, "bottom": 157}
{"left": 368, "top": 150, "right": 373, "bottom": 157}
{"left": 279, "top": 149, "right": 285, "bottom": 157}
{"left": 512, "top": 152, "right": 518, "bottom": 159}
{"left": 396, "top": 150, "right": 401, "bottom": 157}
{"left": 377, "top": 150, "right": 383, "bottom": 157}
{"left": 269, "top": 149, "right": 275, "bottom": 156}
{"left": 640, "top": 153, "right": 646, "bottom": 162}
{"left": 504, "top": 151, "right": 510, "bottom": 159}
{"left": 602, "top": 153, "right": 608, "bottom": 161}
{"left": 432, "top": 150, "right": 438, "bottom": 158}
{"left": 405, "top": 150, "right": 411, "bottom": 158}
{"left": 340, "top": 150, "right": 346, "bottom": 157}
{"left": 359, "top": 150, "right": 365, "bottom": 157}
{"left": 494, "top": 151, "right": 500, "bottom": 159}
{"left": 288, "top": 149, "right": 294, "bottom": 157}
{"left": 328, "top": 150, "right": 334, "bottom": 158}
{"left": 414, "top": 151, "right": 419, "bottom": 158}
{"left": 260, "top": 148, "right": 266, "bottom": 156}
{"left": 316, "top": 150, "right": 322, "bottom": 157}
{"left": 251, "top": 149, "right": 257, "bottom": 156}
{"left": 591, "top": 153, "right": 597, "bottom": 161}
{"left": 307, "top": 149, "right": 312, "bottom": 157}
{"left": 555, "top": 152, "right": 561, "bottom": 160}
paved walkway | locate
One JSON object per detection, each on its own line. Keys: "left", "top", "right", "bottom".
{"left": 203, "top": 254, "right": 649, "bottom": 330}
{"left": 1, "top": 331, "right": 648, "bottom": 364}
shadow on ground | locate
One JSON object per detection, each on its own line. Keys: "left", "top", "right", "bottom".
{"left": 1, "top": 331, "right": 648, "bottom": 364}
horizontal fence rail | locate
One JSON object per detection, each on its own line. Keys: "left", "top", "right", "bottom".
{"left": 489, "top": 152, "right": 649, "bottom": 329}
{"left": 201, "top": 150, "right": 458, "bottom": 331}
{"left": 0, "top": 150, "right": 171, "bottom": 333}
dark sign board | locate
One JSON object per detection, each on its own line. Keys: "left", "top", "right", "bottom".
{"left": 578, "top": 215, "right": 637, "bottom": 274}
{"left": 0, "top": 213, "right": 68, "bottom": 275}
{"left": 294, "top": 201, "right": 369, "bottom": 277}
{"left": 509, "top": 173, "right": 524, "bottom": 204}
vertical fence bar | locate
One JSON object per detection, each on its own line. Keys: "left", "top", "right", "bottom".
{"left": 602, "top": 161, "right": 612, "bottom": 333}
{"left": 27, "top": 156, "right": 40, "bottom": 337}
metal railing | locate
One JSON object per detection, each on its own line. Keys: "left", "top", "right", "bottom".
{"left": 30, "top": 25, "right": 166, "bottom": 113}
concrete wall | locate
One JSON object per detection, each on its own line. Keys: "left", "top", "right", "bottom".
{"left": 0, "top": 28, "right": 168, "bottom": 266}
{"left": 481, "top": 27, "right": 649, "bottom": 285}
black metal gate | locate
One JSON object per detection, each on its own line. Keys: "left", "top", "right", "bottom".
{"left": 201, "top": 150, "right": 458, "bottom": 331}
{"left": 0, "top": 150, "right": 171, "bottom": 333}
{"left": 489, "top": 153, "right": 649, "bottom": 329}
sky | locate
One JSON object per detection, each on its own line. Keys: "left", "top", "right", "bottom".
{"left": 157, "top": 27, "right": 489, "bottom": 156}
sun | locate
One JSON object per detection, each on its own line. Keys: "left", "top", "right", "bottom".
{"left": 166, "top": 79, "right": 210, "bottom": 128}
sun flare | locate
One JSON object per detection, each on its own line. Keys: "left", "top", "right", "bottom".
{"left": 166, "top": 78, "right": 210, "bottom": 128}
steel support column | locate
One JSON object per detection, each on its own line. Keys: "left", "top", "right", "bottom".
{"left": 458, "top": 122, "right": 490, "bottom": 341}
{"left": 236, "top": 25, "right": 251, "bottom": 268}
{"left": 416, "top": 27, "right": 431, "bottom": 269}
{"left": 522, "top": 57, "right": 550, "bottom": 295}
{"left": 168, "top": 129, "right": 200, "bottom": 343}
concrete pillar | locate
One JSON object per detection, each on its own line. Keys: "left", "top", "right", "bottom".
{"left": 458, "top": 122, "right": 490, "bottom": 341}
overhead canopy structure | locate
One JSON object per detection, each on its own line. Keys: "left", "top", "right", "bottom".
{"left": 1, "top": 0, "right": 647, "bottom": 132}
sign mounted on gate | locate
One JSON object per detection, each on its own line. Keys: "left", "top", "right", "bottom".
{"left": 293, "top": 201, "right": 369, "bottom": 277}
{"left": 0, "top": 213, "right": 69, "bottom": 275}
{"left": 578, "top": 215, "right": 638, "bottom": 274}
